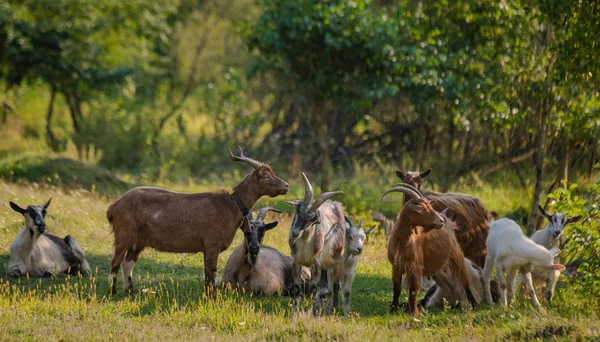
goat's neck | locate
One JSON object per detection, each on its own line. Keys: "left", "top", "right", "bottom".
{"left": 392, "top": 211, "right": 415, "bottom": 247}
{"left": 232, "top": 178, "right": 261, "bottom": 212}
{"left": 18, "top": 226, "right": 38, "bottom": 255}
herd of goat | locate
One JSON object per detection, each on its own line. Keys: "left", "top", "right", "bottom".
{"left": 6, "top": 148, "right": 583, "bottom": 316}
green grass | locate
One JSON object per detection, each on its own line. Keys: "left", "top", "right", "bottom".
{"left": 1, "top": 179, "right": 599, "bottom": 341}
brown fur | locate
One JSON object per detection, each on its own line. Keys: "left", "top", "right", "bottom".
{"left": 396, "top": 169, "right": 492, "bottom": 267}
{"left": 387, "top": 197, "right": 471, "bottom": 316}
{"left": 107, "top": 158, "right": 289, "bottom": 294}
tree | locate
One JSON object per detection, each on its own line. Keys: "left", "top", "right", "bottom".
{"left": 245, "top": 0, "right": 401, "bottom": 191}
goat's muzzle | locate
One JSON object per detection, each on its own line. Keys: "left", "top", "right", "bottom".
{"left": 36, "top": 224, "right": 46, "bottom": 234}
{"left": 552, "top": 231, "right": 561, "bottom": 238}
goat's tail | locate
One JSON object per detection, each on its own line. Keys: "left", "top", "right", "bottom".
{"left": 65, "top": 235, "right": 92, "bottom": 274}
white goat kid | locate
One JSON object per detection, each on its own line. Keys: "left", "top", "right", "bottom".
{"left": 8, "top": 199, "right": 91, "bottom": 278}
{"left": 483, "top": 218, "right": 565, "bottom": 310}
{"left": 329, "top": 217, "right": 374, "bottom": 314}
{"left": 519, "top": 205, "right": 581, "bottom": 301}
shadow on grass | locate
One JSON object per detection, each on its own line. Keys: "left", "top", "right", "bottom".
{"left": 0, "top": 252, "right": 396, "bottom": 318}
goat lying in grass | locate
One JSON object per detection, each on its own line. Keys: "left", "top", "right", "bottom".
{"left": 328, "top": 216, "right": 375, "bottom": 314}
{"left": 518, "top": 205, "right": 581, "bottom": 301}
{"left": 383, "top": 183, "right": 476, "bottom": 316}
{"left": 8, "top": 198, "right": 91, "bottom": 278}
{"left": 483, "top": 218, "right": 565, "bottom": 310}
{"left": 221, "top": 208, "right": 310, "bottom": 295}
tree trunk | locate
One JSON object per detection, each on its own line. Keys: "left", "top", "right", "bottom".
{"left": 441, "top": 113, "right": 455, "bottom": 192}
{"left": 45, "top": 86, "right": 58, "bottom": 150}
{"left": 314, "top": 103, "right": 330, "bottom": 192}
{"left": 563, "top": 139, "right": 570, "bottom": 183}
{"left": 527, "top": 99, "right": 548, "bottom": 235}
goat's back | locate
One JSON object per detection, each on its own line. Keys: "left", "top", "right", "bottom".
{"left": 107, "top": 186, "right": 242, "bottom": 254}
{"left": 423, "top": 190, "right": 491, "bottom": 266}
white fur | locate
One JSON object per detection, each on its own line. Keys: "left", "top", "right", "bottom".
{"left": 482, "top": 218, "right": 564, "bottom": 310}
{"left": 519, "top": 219, "right": 567, "bottom": 301}
{"left": 329, "top": 225, "right": 370, "bottom": 314}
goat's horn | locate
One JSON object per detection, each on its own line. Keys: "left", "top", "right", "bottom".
{"left": 380, "top": 186, "right": 421, "bottom": 202}
{"left": 398, "top": 183, "right": 424, "bottom": 198}
{"left": 229, "top": 146, "right": 263, "bottom": 170}
{"left": 301, "top": 172, "right": 313, "bottom": 208}
{"left": 344, "top": 215, "right": 354, "bottom": 227}
{"left": 256, "top": 207, "right": 283, "bottom": 222}
{"left": 359, "top": 217, "right": 363, "bottom": 229}
{"left": 310, "top": 191, "right": 343, "bottom": 211}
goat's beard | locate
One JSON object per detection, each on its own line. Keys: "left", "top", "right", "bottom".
{"left": 246, "top": 253, "right": 257, "bottom": 268}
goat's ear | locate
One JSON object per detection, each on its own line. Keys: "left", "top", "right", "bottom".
{"left": 365, "top": 225, "right": 376, "bottom": 235}
{"left": 265, "top": 221, "right": 278, "bottom": 230}
{"left": 43, "top": 197, "right": 52, "bottom": 209}
{"left": 566, "top": 215, "right": 582, "bottom": 224}
{"left": 395, "top": 170, "right": 405, "bottom": 180}
{"left": 538, "top": 205, "right": 552, "bottom": 220}
{"left": 419, "top": 169, "right": 432, "bottom": 178}
{"left": 9, "top": 201, "right": 26, "bottom": 215}
{"left": 284, "top": 200, "right": 300, "bottom": 207}
{"left": 257, "top": 165, "right": 265, "bottom": 176}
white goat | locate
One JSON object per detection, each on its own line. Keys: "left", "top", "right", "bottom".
{"left": 8, "top": 199, "right": 91, "bottom": 277}
{"left": 519, "top": 205, "right": 581, "bottom": 301}
{"left": 328, "top": 217, "right": 374, "bottom": 314}
{"left": 483, "top": 218, "right": 565, "bottom": 310}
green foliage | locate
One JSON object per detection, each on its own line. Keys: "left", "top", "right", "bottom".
{"left": 245, "top": 0, "right": 402, "bottom": 113}
{"left": 546, "top": 176, "right": 600, "bottom": 308}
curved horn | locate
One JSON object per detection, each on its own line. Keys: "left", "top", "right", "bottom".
{"left": 256, "top": 207, "right": 283, "bottom": 222}
{"left": 310, "top": 191, "right": 343, "bottom": 211}
{"left": 389, "top": 183, "right": 424, "bottom": 198}
{"left": 380, "top": 186, "right": 421, "bottom": 202}
{"left": 345, "top": 215, "right": 354, "bottom": 227}
{"left": 301, "top": 172, "right": 313, "bottom": 208}
{"left": 229, "top": 146, "right": 263, "bottom": 170}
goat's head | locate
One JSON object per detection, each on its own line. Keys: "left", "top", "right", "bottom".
{"left": 285, "top": 172, "right": 342, "bottom": 239}
{"left": 10, "top": 198, "right": 52, "bottom": 235}
{"left": 242, "top": 207, "right": 283, "bottom": 267}
{"left": 538, "top": 205, "right": 582, "bottom": 238}
{"left": 381, "top": 183, "right": 444, "bottom": 230}
{"left": 395, "top": 169, "right": 431, "bottom": 190}
{"left": 344, "top": 216, "right": 375, "bottom": 256}
{"left": 230, "top": 146, "right": 290, "bottom": 197}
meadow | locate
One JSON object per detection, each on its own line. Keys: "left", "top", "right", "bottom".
{"left": 1, "top": 177, "right": 599, "bottom": 341}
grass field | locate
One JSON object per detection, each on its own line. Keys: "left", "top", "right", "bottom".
{"left": 1, "top": 179, "right": 599, "bottom": 341}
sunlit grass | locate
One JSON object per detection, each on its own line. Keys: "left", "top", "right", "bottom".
{"left": 0, "top": 180, "right": 599, "bottom": 340}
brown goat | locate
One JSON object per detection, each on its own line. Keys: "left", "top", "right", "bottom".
{"left": 106, "top": 147, "right": 290, "bottom": 294}
{"left": 383, "top": 183, "right": 475, "bottom": 316}
{"left": 396, "top": 169, "right": 493, "bottom": 267}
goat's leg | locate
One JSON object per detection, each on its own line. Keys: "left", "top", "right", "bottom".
{"left": 325, "top": 270, "right": 336, "bottom": 314}
{"left": 342, "top": 273, "right": 354, "bottom": 315}
{"left": 545, "top": 270, "right": 559, "bottom": 302}
{"left": 203, "top": 251, "right": 219, "bottom": 294}
{"left": 313, "top": 269, "right": 329, "bottom": 316}
{"left": 406, "top": 274, "right": 421, "bottom": 316}
{"left": 123, "top": 248, "right": 142, "bottom": 294}
{"left": 482, "top": 256, "right": 494, "bottom": 305}
{"left": 520, "top": 271, "right": 542, "bottom": 310}
{"left": 390, "top": 265, "right": 403, "bottom": 313}
{"left": 109, "top": 246, "right": 127, "bottom": 295}
{"left": 495, "top": 265, "right": 508, "bottom": 306}
{"left": 330, "top": 279, "right": 340, "bottom": 313}
{"left": 505, "top": 268, "right": 518, "bottom": 305}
